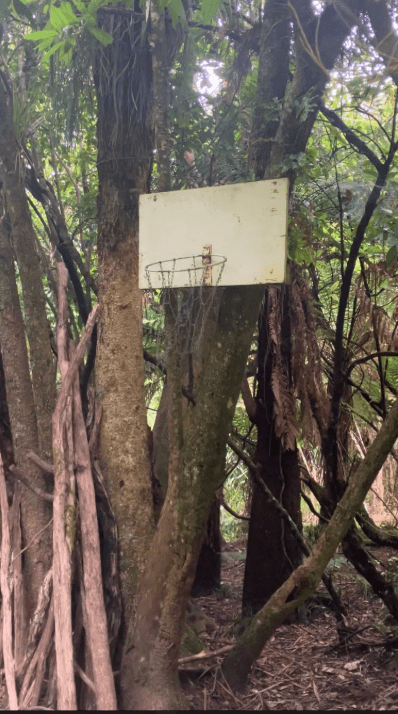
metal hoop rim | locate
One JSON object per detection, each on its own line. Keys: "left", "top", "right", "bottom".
{"left": 144, "top": 255, "right": 227, "bottom": 274}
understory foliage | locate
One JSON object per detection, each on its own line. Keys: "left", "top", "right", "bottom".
{"left": 1, "top": 0, "right": 398, "bottom": 709}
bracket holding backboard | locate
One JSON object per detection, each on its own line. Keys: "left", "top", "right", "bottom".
{"left": 139, "top": 178, "right": 288, "bottom": 289}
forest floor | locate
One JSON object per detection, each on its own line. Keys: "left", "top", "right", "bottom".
{"left": 1, "top": 539, "right": 397, "bottom": 709}
{"left": 180, "top": 539, "right": 398, "bottom": 711}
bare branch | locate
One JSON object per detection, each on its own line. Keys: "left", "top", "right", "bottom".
{"left": 178, "top": 644, "right": 233, "bottom": 666}
{"left": 26, "top": 451, "right": 53, "bottom": 474}
{"left": 346, "top": 351, "right": 398, "bottom": 378}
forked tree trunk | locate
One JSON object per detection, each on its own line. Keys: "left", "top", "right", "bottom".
{"left": 120, "top": 285, "right": 264, "bottom": 709}
{"left": 153, "top": 381, "right": 222, "bottom": 596}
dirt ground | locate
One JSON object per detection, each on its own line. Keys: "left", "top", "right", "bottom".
{"left": 180, "top": 540, "right": 398, "bottom": 711}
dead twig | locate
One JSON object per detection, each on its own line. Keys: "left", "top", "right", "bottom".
{"left": 74, "top": 661, "right": 96, "bottom": 693}
{"left": 178, "top": 644, "right": 233, "bottom": 666}
{"left": 12, "top": 519, "right": 53, "bottom": 563}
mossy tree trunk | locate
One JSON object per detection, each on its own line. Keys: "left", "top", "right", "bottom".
{"left": 120, "top": 285, "right": 264, "bottom": 709}
{"left": 119, "top": 0, "right": 366, "bottom": 705}
{"left": 152, "top": 371, "right": 222, "bottom": 597}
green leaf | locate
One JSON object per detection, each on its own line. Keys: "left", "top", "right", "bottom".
{"left": 201, "top": 0, "right": 220, "bottom": 23}
{"left": 50, "top": 5, "right": 70, "bottom": 29}
{"left": 71, "top": 0, "right": 84, "bottom": 11}
{"left": 38, "top": 35, "right": 60, "bottom": 50}
{"left": 88, "top": 26, "right": 114, "bottom": 45}
{"left": 60, "top": 46, "right": 73, "bottom": 64}
{"left": 42, "top": 40, "right": 64, "bottom": 63}
{"left": 86, "top": 0, "right": 108, "bottom": 14}
{"left": 60, "top": 2, "right": 77, "bottom": 23}
{"left": 386, "top": 245, "right": 398, "bottom": 267}
{"left": 168, "top": 0, "right": 184, "bottom": 25}
{"left": 25, "top": 29, "right": 58, "bottom": 41}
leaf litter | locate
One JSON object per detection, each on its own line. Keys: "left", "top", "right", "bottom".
{"left": 180, "top": 542, "right": 398, "bottom": 710}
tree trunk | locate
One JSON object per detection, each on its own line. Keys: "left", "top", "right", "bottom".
{"left": 243, "top": 286, "right": 302, "bottom": 615}
{"left": 93, "top": 9, "right": 155, "bottom": 620}
{"left": 220, "top": 0, "right": 368, "bottom": 690}
{"left": 250, "top": 0, "right": 290, "bottom": 179}
{"left": 152, "top": 381, "right": 169, "bottom": 513}
{"left": 0, "top": 203, "right": 51, "bottom": 646}
{"left": 153, "top": 381, "right": 222, "bottom": 596}
{"left": 0, "top": 349, "right": 13, "bottom": 469}
{"left": 120, "top": 285, "right": 264, "bottom": 709}
{"left": 0, "top": 80, "right": 56, "bottom": 460}
{"left": 191, "top": 498, "right": 222, "bottom": 597}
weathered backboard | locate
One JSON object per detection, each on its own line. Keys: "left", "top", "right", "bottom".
{"left": 139, "top": 178, "right": 288, "bottom": 289}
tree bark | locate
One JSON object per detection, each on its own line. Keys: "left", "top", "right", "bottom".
{"left": 0, "top": 79, "right": 56, "bottom": 459}
{"left": 191, "top": 498, "right": 222, "bottom": 597}
{"left": 243, "top": 289, "right": 302, "bottom": 616}
{"left": 250, "top": 0, "right": 290, "bottom": 179}
{"left": 0, "top": 201, "right": 51, "bottom": 640}
{"left": 152, "top": 370, "right": 222, "bottom": 597}
{"left": 93, "top": 8, "right": 155, "bottom": 621}
{"left": 0, "top": 350, "right": 13, "bottom": 469}
{"left": 120, "top": 285, "right": 264, "bottom": 710}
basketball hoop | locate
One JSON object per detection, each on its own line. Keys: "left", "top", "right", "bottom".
{"left": 143, "top": 249, "right": 227, "bottom": 357}
{"left": 144, "top": 252, "right": 227, "bottom": 290}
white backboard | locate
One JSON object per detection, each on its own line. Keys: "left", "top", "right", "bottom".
{"left": 139, "top": 178, "right": 288, "bottom": 289}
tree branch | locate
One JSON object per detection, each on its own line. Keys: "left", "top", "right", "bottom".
{"left": 325, "top": 145, "right": 398, "bottom": 483}
{"left": 8, "top": 466, "right": 53, "bottom": 502}
{"left": 346, "top": 351, "right": 398, "bottom": 378}
{"left": 320, "top": 104, "right": 383, "bottom": 172}
{"left": 240, "top": 377, "right": 257, "bottom": 422}
{"left": 222, "top": 499, "right": 250, "bottom": 521}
